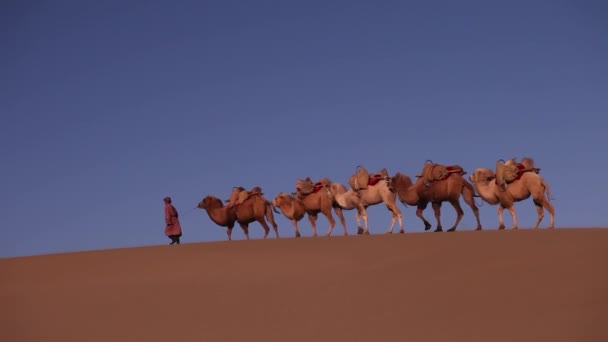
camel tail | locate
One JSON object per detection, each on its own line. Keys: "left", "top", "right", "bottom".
{"left": 543, "top": 179, "right": 554, "bottom": 201}
{"left": 265, "top": 201, "right": 278, "bottom": 224}
{"left": 462, "top": 179, "right": 483, "bottom": 206}
{"left": 272, "top": 205, "right": 281, "bottom": 215}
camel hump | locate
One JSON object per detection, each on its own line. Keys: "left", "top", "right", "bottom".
{"left": 417, "top": 162, "right": 448, "bottom": 185}
{"left": 377, "top": 168, "right": 389, "bottom": 178}
{"left": 228, "top": 186, "right": 263, "bottom": 207}
{"left": 496, "top": 159, "right": 519, "bottom": 188}
{"left": 298, "top": 177, "right": 315, "bottom": 195}
{"left": 317, "top": 177, "right": 331, "bottom": 186}
{"left": 349, "top": 165, "right": 370, "bottom": 191}
{"left": 520, "top": 157, "right": 536, "bottom": 171}
{"left": 227, "top": 187, "right": 244, "bottom": 207}
{"left": 417, "top": 161, "right": 467, "bottom": 186}
{"left": 250, "top": 186, "right": 263, "bottom": 196}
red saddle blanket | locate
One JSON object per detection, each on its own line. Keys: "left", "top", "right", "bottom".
{"left": 368, "top": 174, "right": 383, "bottom": 186}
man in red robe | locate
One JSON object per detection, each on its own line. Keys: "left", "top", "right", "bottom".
{"left": 164, "top": 196, "right": 182, "bottom": 245}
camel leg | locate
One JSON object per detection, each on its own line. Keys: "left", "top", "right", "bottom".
{"left": 362, "top": 212, "right": 369, "bottom": 235}
{"left": 383, "top": 203, "right": 398, "bottom": 234}
{"left": 360, "top": 204, "right": 369, "bottom": 235}
{"left": 533, "top": 199, "right": 544, "bottom": 229}
{"left": 240, "top": 223, "right": 250, "bottom": 239}
{"left": 416, "top": 202, "right": 432, "bottom": 231}
{"left": 265, "top": 205, "right": 280, "bottom": 238}
{"left": 307, "top": 213, "right": 319, "bottom": 237}
{"left": 535, "top": 197, "right": 555, "bottom": 229}
{"left": 322, "top": 209, "right": 337, "bottom": 237}
{"left": 447, "top": 199, "right": 464, "bottom": 232}
{"left": 386, "top": 202, "right": 404, "bottom": 234}
{"left": 292, "top": 219, "right": 301, "bottom": 238}
{"left": 386, "top": 210, "right": 398, "bottom": 234}
{"left": 334, "top": 207, "right": 348, "bottom": 236}
{"left": 508, "top": 206, "right": 518, "bottom": 229}
{"left": 462, "top": 187, "right": 482, "bottom": 230}
{"left": 544, "top": 198, "right": 555, "bottom": 229}
{"left": 497, "top": 206, "right": 506, "bottom": 230}
{"left": 257, "top": 219, "right": 271, "bottom": 239}
{"left": 432, "top": 202, "right": 443, "bottom": 232}
{"left": 226, "top": 227, "right": 233, "bottom": 241}
{"left": 355, "top": 211, "right": 363, "bottom": 234}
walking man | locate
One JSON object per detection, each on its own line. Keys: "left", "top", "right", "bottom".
{"left": 164, "top": 196, "right": 182, "bottom": 245}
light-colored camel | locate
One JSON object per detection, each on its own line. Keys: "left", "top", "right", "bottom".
{"left": 325, "top": 182, "right": 369, "bottom": 234}
{"left": 197, "top": 190, "right": 279, "bottom": 240}
{"left": 271, "top": 192, "right": 306, "bottom": 238}
{"left": 328, "top": 180, "right": 400, "bottom": 234}
{"left": 196, "top": 195, "right": 238, "bottom": 240}
{"left": 392, "top": 172, "right": 482, "bottom": 232}
{"left": 295, "top": 178, "right": 347, "bottom": 237}
{"left": 469, "top": 168, "right": 555, "bottom": 229}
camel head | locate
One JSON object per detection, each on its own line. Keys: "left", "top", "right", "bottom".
{"left": 271, "top": 192, "right": 293, "bottom": 207}
{"left": 469, "top": 168, "right": 495, "bottom": 184}
{"left": 197, "top": 195, "right": 223, "bottom": 210}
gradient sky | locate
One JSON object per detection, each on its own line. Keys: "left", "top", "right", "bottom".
{"left": 2, "top": 0, "right": 607, "bottom": 257}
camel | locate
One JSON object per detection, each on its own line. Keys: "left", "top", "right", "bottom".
{"left": 295, "top": 177, "right": 347, "bottom": 237}
{"left": 325, "top": 182, "right": 370, "bottom": 234}
{"left": 226, "top": 186, "right": 279, "bottom": 238}
{"left": 328, "top": 179, "right": 400, "bottom": 235}
{"left": 197, "top": 187, "right": 279, "bottom": 240}
{"left": 469, "top": 167, "right": 555, "bottom": 230}
{"left": 271, "top": 192, "right": 307, "bottom": 238}
{"left": 196, "top": 195, "right": 238, "bottom": 240}
{"left": 391, "top": 172, "right": 482, "bottom": 232}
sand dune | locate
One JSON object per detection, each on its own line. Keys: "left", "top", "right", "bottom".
{"left": 2, "top": 228, "right": 607, "bottom": 342}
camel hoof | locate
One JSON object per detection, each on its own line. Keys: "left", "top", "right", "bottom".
{"left": 385, "top": 231, "right": 393, "bottom": 235}
{"left": 357, "top": 228, "right": 364, "bottom": 235}
{"left": 447, "top": 228, "right": 456, "bottom": 232}
{"left": 434, "top": 229, "right": 443, "bottom": 233}
{"left": 365, "top": 231, "right": 371, "bottom": 235}
{"left": 424, "top": 224, "right": 432, "bottom": 231}
{"left": 295, "top": 232, "right": 301, "bottom": 238}
{"left": 513, "top": 227, "right": 519, "bottom": 230}
{"left": 475, "top": 227, "right": 482, "bottom": 231}
{"left": 498, "top": 225, "right": 505, "bottom": 230}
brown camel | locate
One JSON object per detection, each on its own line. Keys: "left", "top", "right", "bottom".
{"left": 226, "top": 186, "right": 280, "bottom": 239}
{"left": 196, "top": 195, "right": 238, "bottom": 240}
{"left": 392, "top": 172, "right": 482, "bottom": 232}
{"left": 271, "top": 192, "right": 307, "bottom": 238}
{"left": 329, "top": 179, "right": 400, "bottom": 235}
{"left": 197, "top": 187, "right": 279, "bottom": 240}
{"left": 295, "top": 177, "right": 347, "bottom": 237}
{"left": 469, "top": 167, "right": 555, "bottom": 229}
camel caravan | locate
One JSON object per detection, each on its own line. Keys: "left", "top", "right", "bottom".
{"left": 196, "top": 157, "right": 555, "bottom": 240}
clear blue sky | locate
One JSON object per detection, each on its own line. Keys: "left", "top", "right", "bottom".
{"left": 2, "top": 0, "right": 607, "bottom": 257}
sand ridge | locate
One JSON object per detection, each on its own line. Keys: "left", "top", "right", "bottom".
{"left": 2, "top": 228, "right": 607, "bottom": 342}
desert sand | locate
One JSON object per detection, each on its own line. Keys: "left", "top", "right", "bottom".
{"left": 2, "top": 228, "right": 607, "bottom": 342}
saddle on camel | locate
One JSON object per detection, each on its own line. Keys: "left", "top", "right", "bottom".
{"left": 227, "top": 186, "right": 264, "bottom": 207}
{"left": 416, "top": 160, "right": 466, "bottom": 187}
{"left": 297, "top": 177, "right": 330, "bottom": 198}
{"left": 495, "top": 157, "right": 541, "bottom": 191}
{"left": 348, "top": 166, "right": 390, "bottom": 191}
